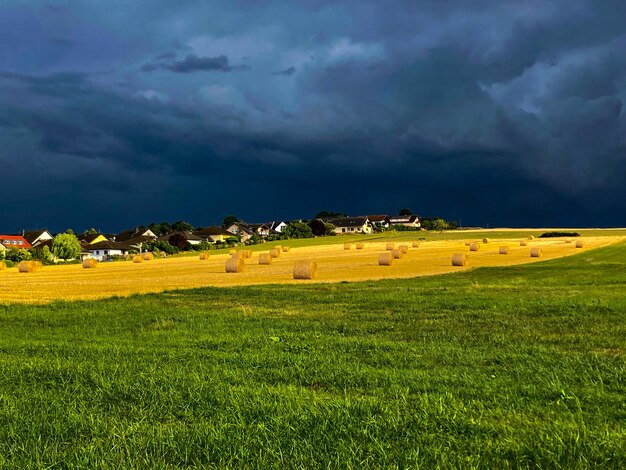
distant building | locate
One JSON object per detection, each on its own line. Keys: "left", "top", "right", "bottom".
{"left": 20, "top": 229, "right": 54, "bottom": 247}
{"left": 388, "top": 215, "right": 421, "bottom": 229}
{"left": 0, "top": 235, "right": 32, "bottom": 250}
{"left": 327, "top": 217, "right": 373, "bottom": 235}
{"left": 84, "top": 241, "right": 133, "bottom": 261}
{"left": 364, "top": 215, "right": 390, "bottom": 230}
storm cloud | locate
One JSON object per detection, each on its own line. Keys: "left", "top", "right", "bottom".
{"left": 0, "top": 0, "right": 625, "bottom": 231}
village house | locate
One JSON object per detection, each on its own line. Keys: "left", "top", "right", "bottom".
{"left": 114, "top": 228, "right": 158, "bottom": 242}
{"left": 327, "top": 217, "right": 373, "bottom": 235}
{"left": 0, "top": 235, "right": 32, "bottom": 250}
{"left": 84, "top": 240, "right": 133, "bottom": 261}
{"left": 248, "top": 223, "right": 271, "bottom": 237}
{"left": 77, "top": 233, "right": 108, "bottom": 249}
{"left": 388, "top": 215, "right": 421, "bottom": 229}
{"left": 225, "top": 222, "right": 257, "bottom": 243}
{"left": 364, "top": 215, "right": 391, "bottom": 230}
{"left": 20, "top": 229, "right": 54, "bottom": 247}
{"left": 158, "top": 231, "right": 210, "bottom": 247}
{"left": 266, "top": 221, "right": 288, "bottom": 233}
{"left": 193, "top": 226, "right": 234, "bottom": 243}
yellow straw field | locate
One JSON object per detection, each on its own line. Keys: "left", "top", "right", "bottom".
{"left": 0, "top": 236, "right": 621, "bottom": 304}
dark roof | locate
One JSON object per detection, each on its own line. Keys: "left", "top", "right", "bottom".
{"left": 248, "top": 223, "right": 270, "bottom": 231}
{"left": 116, "top": 228, "right": 156, "bottom": 241}
{"left": 194, "top": 226, "right": 233, "bottom": 237}
{"left": 365, "top": 215, "right": 390, "bottom": 222}
{"left": 19, "top": 230, "right": 50, "bottom": 245}
{"left": 87, "top": 240, "right": 133, "bottom": 251}
{"left": 77, "top": 233, "right": 105, "bottom": 243}
{"left": 327, "top": 217, "right": 369, "bottom": 228}
{"left": 124, "top": 235, "right": 156, "bottom": 247}
{"left": 389, "top": 215, "right": 420, "bottom": 223}
{"left": 158, "top": 231, "right": 208, "bottom": 242}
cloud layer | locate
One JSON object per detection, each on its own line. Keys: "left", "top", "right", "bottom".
{"left": 0, "top": 0, "right": 625, "bottom": 231}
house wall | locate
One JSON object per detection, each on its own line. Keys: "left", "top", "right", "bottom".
{"left": 87, "top": 249, "right": 127, "bottom": 261}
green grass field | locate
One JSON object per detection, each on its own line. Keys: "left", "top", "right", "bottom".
{"left": 1, "top": 241, "right": 625, "bottom": 468}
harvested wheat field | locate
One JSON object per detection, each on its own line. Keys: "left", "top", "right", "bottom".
{"left": 0, "top": 236, "right": 621, "bottom": 303}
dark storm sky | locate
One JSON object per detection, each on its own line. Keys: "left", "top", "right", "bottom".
{"left": 1, "top": 0, "right": 625, "bottom": 232}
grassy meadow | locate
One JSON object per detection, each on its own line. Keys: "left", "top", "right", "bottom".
{"left": 0, "top": 239, "right": 625, "bottom": 467}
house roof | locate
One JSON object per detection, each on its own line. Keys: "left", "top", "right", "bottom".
{"left": 77, "top": 233, "right": 106, "bottom": 243}
{"left": 227, "top": 223, "right": 256, "bottom": 236}
{"left": 327, "top": 217, "right": 369, "bottom": 228}
{"left": 389, "top": 215, "right": 420, "bottom": 223}
{"left": 124, "top": 235, "right": 156, "bottom": 247}
{"left": 194, "top": 226, "right": 233, "bottom": 237}
{"left": 158, "top": 231, "right": 208, "bottom": 243}
{"left": 365, "top": 215, "right": 390, "bottom": 222}
{"left": 19, "top": 230, "right": 51, "bottom": 245}
{"left": 116, "top": 228, "right": 156, "bottom": 241}
{"left": 266, "top": 221, "right": 287, "bottom": 230}
{"left": 0, "top": 235, "right": 33, "bottom": 249}
{"left": 86, "top": 240, "right": 134, "bottom": 251}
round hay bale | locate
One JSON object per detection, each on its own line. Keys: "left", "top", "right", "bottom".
{"left": 519, "top": 240, "right": 527, "bottom": 246}
{"left": 483, "top": 238, "right": 490, "bottom": 244}
{"left": 565, "top": 239, "right": 573, "bottom": 243}
{"left": 82, "top": 258, "right": 98, "bottom": 269}
{"left": 259, "top": 253, "right": 273, "bottom": 265}
{"left": 470, "top": 242, "right": 481, "bottom": 252}
{"left": 451, "top": 253, "right": 468, "bottom": 267}
{"left": 199, "top": 252, "right": 210, "bottom": 260}
{"left": 528, "top": 235, "right": 535, "bottom": 240}
{"left": 238, "top": 249, "right": 252, "bottom": 259}
{"left": 282, "top": 246, "right": 290, "bottom": 253}
{"left": 18, "top": 261, "right": 43, "bottom": 273}
{"left": 142, "top": 252, "right": 154, "bottom": 261}
{"left": 293, "top": 261, "right": 317, "bottom": 280}
{"left": 344, "top": 243, "right": 352, "bottom": 250}
{"left": 356, "top": 243, "right": 365, "bottom": 250}
{"left": 225, "top": 257, "right": 245, "bottom": 273}
{"left": 399, "top": 245, "right": 408, "bottom": 254}
{"left": 499, "top": 246, "right": 509, "bottom": 255}
{"left": 530, "top": 247, "right": 543, "bottom": 258}
{"left": 0, "top": 261, "right": 6, "bottom": 271}
{"left": 269, "top": 248, "right": 280, "bottom": 258}
{"left": 386, "top": 243, "right": 395, "bottom": 251}
{"left": 412, "top": 241, "right": 420, "bottom": 248}
{"left": 275, "top": 245, "right": 282, "bottom": 252}
{"left": 378, "top": 252, "right": 394, "bottom": 266}
{"left": 576, "top": 240, "right": 585, "bottom": 248}
{"left": 133, "top": 255, "right": 143, "bottom": 263}
{"left": 392, "top": 249, "right": 403, "bottom": 259}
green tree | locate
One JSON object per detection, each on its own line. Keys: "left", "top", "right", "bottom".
{"left": 65, "top": 228, "right": 75, "bottom": 235}
{"left": 283, "top": 221, "right": 314, "bottom": 239}
{"left": 172, "top": 220, "right": 194, "bottom": 232}
{"left": 399, "top": 208, "right": 412, "bottom": 216}
{"left": 222, "top": 215, "right": 240, "bottom": 228}
{"left": 432, "top": 218, "right": 450, "bottom": 232}
{"left": 52, "top": 233, "right": 81, "bottom": 260}
{"left": 315, "top": 211, "right": 346, "bottom": 219}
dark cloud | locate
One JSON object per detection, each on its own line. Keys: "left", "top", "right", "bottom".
{"left": 1, "top": 0, "right": 626, "bottom": 231}
{"left": 142, "top": 54, "right": 248, "bottom": 73}
{"left": 272, "top": 66, "right": 296, "bottom": 76}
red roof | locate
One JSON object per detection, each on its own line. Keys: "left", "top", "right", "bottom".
{"left": 0, "top": 235, "right": 32, "bottom": 249}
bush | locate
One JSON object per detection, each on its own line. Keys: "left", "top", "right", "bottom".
{"left": 3, "top": 259, "right": 14, "bottom": 268}
{"left": 53, "top": 233, "right": 81, "bottom": 260}
{"left": 540, "top": 232, "right": 580, "bottom": 238}
{"left": 5, "top": 249, "right": 32, "bottom": 262}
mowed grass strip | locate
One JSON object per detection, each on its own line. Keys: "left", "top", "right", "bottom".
{"left": 0, "top": 243, "right": 625, "bottom": 467}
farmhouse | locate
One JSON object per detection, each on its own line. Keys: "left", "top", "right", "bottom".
{"left": 20, "top": 229, "right": 54, "bottom": 247}
{"left": 327, "top": 217, "right": 373, "bottom": 235}
{"left": 365, "top": 215, "right": 391, "bottom": 230}
{"left": 115, "top": 228, "right": 157, "bottom": 242}
{"left": 389, "top": 215, "right": 421, "bottom": 229}
{"left": 193, "top": 226, "right": 234, "bottom": 243}
{"left": 248, "top": 223, "right": 271, "bottom": 237}
{"left": 0, "top": 235, "right": 32, "bottom": 250}
{"left": 77, "top": 233, "right": 108, "bottom": 248}
{"left": 266, "top": 220, "right": 288, "bottom": 233}
{"left": 85, "top": 241, "right": 133, "bottom": 261}
{"left": 225, "top": 222, "right": 257, "bottom": 242}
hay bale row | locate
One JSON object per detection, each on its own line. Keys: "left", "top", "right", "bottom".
{"left": 344, "top": 243, "right": 352, "bottom": 250}
{"left": 412, "top": 241, "right": 420, "bottom": 248}
{"left": 482, "top": 238, "right": 490, "bottom": 244}
{"left": 199, "top": 252, "right": 210, "bottom": 260}
{"left": 82, "top": 258, "right": 98, "bottom": 269}
{"left": 133, "top": 255, "right": 143, "bottom": 263}
{"left": 237, "top": 249, "right": 252, "bottom": 259}
{"left": 392, "top": 249, "right": 403, "bottom": 259}
{"left": 469, "top": 242, "right": 481, "bottom": 252}
{"left": 499, "top": 246, "right": 509, "bottom": 255}
{"left": 519, "top": 240, "right": 528, "bottom": 246}
{"left": 528, "top": 235, "right": 535, "bottom": 240}
{"left": 258, "top": 253, "right": 273, "bottom": 265}
{"left": 18, "top": 261, "right": 43, "bottom": 273}
{"left": 225, "top": 257, "right": 245, "bottom": 273}
{"left": 142, "top": 252, "right": 154, "bottom": 261}
{"left": 282, "top": 246, "right": 290, "bottom": 253}
{"left": 386, "top": 243, "right": 395, "bottom": 251}
{"left": 451, "top": 253, "right": 468, "bottom": 267}
{"left": 530, "top": 247, "right": 543, "bottom": 258}
{"left": 269, "top": 248, "right": 281, "bottom": 258}
{"left": 356, "top": 243, "right": 364, "bottom": 250}
{"left": 576, "top": 240, "right": 585, "bottom": 248}
{"left": 378, "top": 253, "right": 394, "bottom": 266}
{"left": 293, "top": 261, "right": 317, "bottom": 280}
{"left": 399, "top": 245, "right": 408, "bottom": 254}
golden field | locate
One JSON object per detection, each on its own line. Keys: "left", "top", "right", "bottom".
{"left": 0, "top": 235, "right": 621, "bottom": 304}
